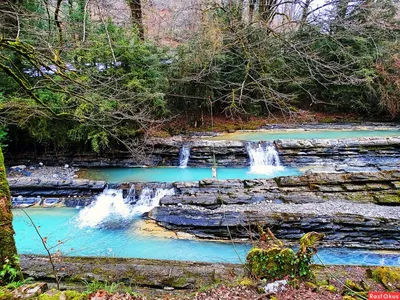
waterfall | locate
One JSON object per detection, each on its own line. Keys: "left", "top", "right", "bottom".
{"left": 126, "top": 184, "right": 136, "bottom": 204}
{"left": 246, "top": 142, "right": 284, "bottom": 174}
{"left": 77, "top": 189, "right": 133, "bottom": 229}
{"left": 179, "top": 145, "right": 190, "bottom": 168}
{"left": 133, "top": 187, "right": 175, "bottom": 214}
{"left": 77, "top": 185, "right": 174, "bottom": 228}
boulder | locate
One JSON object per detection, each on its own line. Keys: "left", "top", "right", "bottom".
{"left": 12, "top": 282, "right": 48, "bottom": 299}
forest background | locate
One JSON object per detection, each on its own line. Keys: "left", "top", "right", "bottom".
{"left": 1, "top": 0, "right": 400, "bottom": 157}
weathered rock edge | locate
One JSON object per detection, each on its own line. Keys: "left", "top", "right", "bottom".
{"left": 8, "top": 178, "right": 106, "bottom": 207}
{"left": 6, "top": 135, "right": 400, "bottom": 168}
{"left": 8, "top": 178, "right": 106, "bottom": 191}
{"left": 148, "top": 170, "right": 400, "bottom": 249}
{"left": 20, "top": 255, "right": 244, "bottom": 290}
{"left": 160, "top": 170, "right": 400, "bottom": 206}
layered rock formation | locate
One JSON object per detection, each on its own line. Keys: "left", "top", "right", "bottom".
{"left": 6, "top": 135, "right": 400, "bottom": 169}
{"left": 9, "top": 178, "right": 106, "bottom": 207}
{"left": 148, "top": 170, "right": 400, "bottom": 249}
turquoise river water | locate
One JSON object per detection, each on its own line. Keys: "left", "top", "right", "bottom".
{"left": 13, "top": 208, "right": 400, "bottom": 266}
{"left": 83, "top": 167, "right": 301, "bottom": 183}
{"left": 208, "top": 129, "right": 400, "bottom": 141}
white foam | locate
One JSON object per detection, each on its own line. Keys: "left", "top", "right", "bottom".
{"left": 179, "top": 145, "right": 190, "bottom": 168}
{"left": 246, "top": 142, "right": 284, "bottom": 174}
{"left": 77, "top": 187, "right": 174, "bottom": 228}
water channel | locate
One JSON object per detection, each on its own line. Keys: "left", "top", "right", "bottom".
{"left": 11, "top": 128, "right": 400, "bottom": 266}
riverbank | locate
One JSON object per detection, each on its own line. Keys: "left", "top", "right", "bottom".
{"left": 5, "top": 123, "right": 400, "bottom": 168}
{"left": 7, "top": 165, "right": 79, "bottom": 181}
{"left": 6, "top": 255, "right": 398, "bottom": 299}
{"left": 7, "top": 167, "right": 400, "bottom": 250}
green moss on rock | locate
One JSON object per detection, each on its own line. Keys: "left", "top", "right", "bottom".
{"left": 246, "top": 247, "right": 296, "bottom": 280}
{"left": 343, "top": 279, "right": 370, "bottom": 299}
{"left": 0, "top": 287, "right": 13, "bottom": 300}
{"left": 343, "top": 296, "right": 357, "bottom": 300}
{"left": 344, "top": 279, "right": 365, "bottom": 292}
{"left": 321, "top": 284, "right": 337, "bottom": 293}
{"left": 305, "top": 282, "right": 318, "bottom": 291}
{"left": 373, "top": 193, "right": 400, "bottom": 205}
{"left": 238, "top": 277, "right": 254, "bottom": 287}
{"left": 370, "top": 267, "right": 400, "bottom": 291}
{"left": 247, "top": 231, "right": 323, "bottom": 281}
{"left": 39, "top": 290, "right": 87, "bottom": 300}
{"left": 0, "top": 148, "right": 19, "bottom": 277}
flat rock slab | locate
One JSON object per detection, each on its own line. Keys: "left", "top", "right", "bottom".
{"left": 20, "top": 255, "right": 244, "bottom": 290}
{"left": 149, "top": 201, "right": 400, "bottom": 249}
{"left": 8, "top": 178, "right": 106, "bottom": 190}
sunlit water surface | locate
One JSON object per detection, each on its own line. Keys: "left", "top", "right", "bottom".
{"left": 208, "top": 130, "right": 400, "bottom": 141}
{"left": 83, "top": 167, "right": 301, "bottom": 183}
{"left": 13, "top": 208, "right": 400, "bottom": 266}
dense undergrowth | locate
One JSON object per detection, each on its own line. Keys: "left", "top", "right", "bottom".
{"left": 1, "top": 1, "right": 400, "bottom": 155}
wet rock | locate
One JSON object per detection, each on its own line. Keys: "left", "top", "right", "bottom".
{"left": 42, "top": 198, "right": 62, "bottom": 207}
{"left": 370, "top": 267, "right": 400, "bottom": 290}
{"left": 12, "top": 282, "right": 48, "bottom": 299}
{"left": 10, "top": 165, "right": 27, "bottom": 171}
{"left": 6, "top": 132, "right": 400, "bottom": 168}
{"left": 149, "top": 200, "right": 400, "bottom": 249}
{"left": 12, "top": 196, "right": 41, "bottom": 208}
{"left": 264, "top": 280, "right": 288, "bottom": 295}
{"left": 64, "top": 197, "right": 95, "bottom": 207}
{"left": 9, "top": 178, "right": 106, "bottom": 199}
{"left": 20, "top": 255, "right": 244, "bottom": 290}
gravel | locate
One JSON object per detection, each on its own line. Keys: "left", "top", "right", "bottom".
{"left": 178, "top": 200, "right": 400, "bottom": 220}
{"left": 7, "top": 165, "right": 79, "bottom": 181}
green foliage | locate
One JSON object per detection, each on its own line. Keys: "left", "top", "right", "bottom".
{"left": 246, "top": 231, "right": 323, "bottom": 281}
{"left": 39, "top": 290, "right": 87, "bottom": 300}
{"left": 0, "top": 255, "right": 20, "bottom": 284}
{"left": 167, "top": 18, "right": 294, "bottom": 118}
{"left": 342, "top": 279, "right": 370, "bottom": 299}
{"left": 0, "top": 287, "right": 12, "bottom": 300}
{"left": 370, "top": 267, "right": 400, "bottom": 291}
{"left": 0, "top": 17, "right": 169, "bottom": 153}
{"left": 247, "top": 247, "right": 297, "bottom": 280}
{"left": 1, "top": 0, "right": 400, "bottom": 154}
{"left": 0, "top": 127, "right": 7, "bottom": 149}
{"left": 4, "top": 277, "right": 34, "bottom": 290}
{"left": 83, "top": 280, "right": 140, "bottom": 296}
{"left": 168, "top": 1, "right": 400, "bottom": 119}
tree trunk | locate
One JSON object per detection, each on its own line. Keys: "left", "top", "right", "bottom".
{"left": 300, "top": 0, "right": 312, "bottom": 26}
{"left": 331, "top": 0, "right": 350, "bottom": 33}
{"left": 0, "top": 0, "right": 22, "bottom": 39}
{"left": 259, "top": 0, "right": 265, "bottom": 16}
{"left": 337, "top": 0, "right": 351, "bottom": 21}
{"left": 258, "top": 0, "right": 278, "bottom": 22}
{"left": 249, "top": 0, "right": 256, "bottom": 23}
{"left": 127, "top": 0, "right": 144, "bottom": 40}
{"left": 0, "top": 148, "right": 19, "bottom": 273}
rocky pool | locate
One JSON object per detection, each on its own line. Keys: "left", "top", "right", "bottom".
{"left": 207, "top": 129, "right": 400, "bottom": 141}
{"left": 13, "top": 207, "right": 400, "bottom": 266}
{"left": 8, "top": 125, "right": 400, "bottom": 268}
{"left": 82, "top": 166, "right": 301, "bottom": 183}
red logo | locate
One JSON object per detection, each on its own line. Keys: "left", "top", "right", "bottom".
{"left": 369, "top": 292, "right": 400, "bottom": 300}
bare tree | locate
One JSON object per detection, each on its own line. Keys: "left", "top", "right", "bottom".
{"left": 127, "top": 0, "right": 144, "bottom": 39}
{"left": 300, "top": 0, "right": 312, "bottom": 25}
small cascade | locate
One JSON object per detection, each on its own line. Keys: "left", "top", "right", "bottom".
{"left": 132, "top": 186, "right": 175, "bottom": 214}
{"left": 77, "top": 184, "right": 175, "bottom": 229}
{"left": 77, "top": 189, "right": 133, "bottom": 229}
{"left": 179, "top": 145, "right": 190, "bottom": 168}
{"left": 125, "top": 184, "right": 136, "bottom": 204}
{"left": 246, "top": 141, "right": 284, "bottom": 174}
